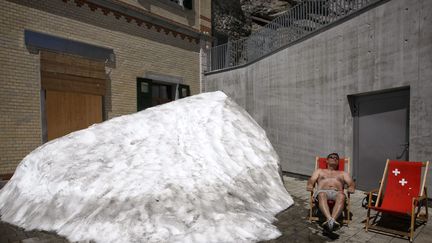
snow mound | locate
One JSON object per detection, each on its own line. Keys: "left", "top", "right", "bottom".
{"left": 0, "top": 91, "right": 293, "bottom": 243}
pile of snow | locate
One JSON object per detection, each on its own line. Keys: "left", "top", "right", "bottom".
{"left": 0, "top": 91, "right": 293, "bottom": 243}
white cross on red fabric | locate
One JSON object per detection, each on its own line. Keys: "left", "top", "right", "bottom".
{"left": 399, "top": 178, "right": 408, "bottom": 186}
{"left": 392, "top": 168, "right": 400, "bottom": 176}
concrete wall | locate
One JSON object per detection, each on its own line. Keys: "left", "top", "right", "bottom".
{"left": 0, "top": 0, "right": 202, "bottom": 175}
{"left": 204, "top": 0, "right": 432, "bottom": 187}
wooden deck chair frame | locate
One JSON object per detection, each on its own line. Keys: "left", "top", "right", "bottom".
{"left": 365, "top": 159, "right": 429, "bottom": 242}
{"left": 309, "top": 156, "right": 352, "bottom": 224}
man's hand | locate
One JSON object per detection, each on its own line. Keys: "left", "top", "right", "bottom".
{"left": 343, "top": 172, "right": 355, "bottom": 194}
{"left": 307, "top": 169, "right": 320, "bottom": 192}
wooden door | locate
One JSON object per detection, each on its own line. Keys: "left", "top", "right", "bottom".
{"left": 45, "top": 90, "right": 102, "bottom": 141}
{"left": 40, "top": 51, "right": 106, "bottom": 141}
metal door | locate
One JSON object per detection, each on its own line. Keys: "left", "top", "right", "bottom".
{"left": 353, "top": 89, "right": 410, "bottom": 191}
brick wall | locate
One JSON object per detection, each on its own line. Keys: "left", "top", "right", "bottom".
{"left": 120, "top": 0, "right": 201, "bottom": 30}
{"left": 0, "top": 0, "right": 202, "bottom": 175}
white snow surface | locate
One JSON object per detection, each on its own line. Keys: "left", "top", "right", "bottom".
{"left": 0, "top": 91, "right": 293, "bottom": 243}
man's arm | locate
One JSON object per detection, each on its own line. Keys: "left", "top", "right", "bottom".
{"left": 306, "top": 170, "right": 320, "bottom": 191}
{"left": 343, "top": 172, "right": 355, "bottom": 193}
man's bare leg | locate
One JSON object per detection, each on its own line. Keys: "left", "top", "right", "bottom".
{"left": 331, "top": 193, "right": 345, "bottom": 220}
{"left": 317, "top": 193, "right": 332, "bottom": 221}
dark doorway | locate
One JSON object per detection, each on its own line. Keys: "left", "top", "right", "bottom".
{"left": 351, "top": 88, "right": 410, "bottom": 191}
{"left": 137, "top": 78, "right": 190, "bottom": 111}
{"left": 151, "top": 82, "right": 173, "bottom": 106}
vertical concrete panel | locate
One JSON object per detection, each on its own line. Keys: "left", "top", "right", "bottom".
{"left": 400, "top": 2, "right": 420, "bottom": 86}
{"left": 206, "top": 69, "right": 248, "bottom": 108}
{"left": 357, "top": 9, "right": 377, "bottom": 93}
{"left": 267, "top": 54, "right": 278, "bottom": 146}
{"left": 282, "top": 46, "right": 301, "bottom": 172}
{"left": 411, "top": 0, "right": 432, "bottom": 173}
{"left": 249, "top": 59, "right": 268, "bottom": 127}
{"left": 340, "top": 24, "right": 358, "bottom": 161}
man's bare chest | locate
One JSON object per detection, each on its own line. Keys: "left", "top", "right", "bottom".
{"left": 318, "top": 170, "right": 344, "bottom": 182}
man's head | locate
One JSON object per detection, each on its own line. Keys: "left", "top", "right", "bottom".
{"left": 326, "top": 153, "right": 340, "bottom": 169}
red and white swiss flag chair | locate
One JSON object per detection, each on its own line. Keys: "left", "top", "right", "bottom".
{"left": 365, "top": 160, "right": 430, "bottom": 242}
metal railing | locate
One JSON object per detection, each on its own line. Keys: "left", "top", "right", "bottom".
{"left": 207, "top": 0, "right": 382, "bottom": 72}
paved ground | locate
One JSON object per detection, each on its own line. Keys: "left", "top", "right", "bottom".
{"left": 1, "top": 176, "right": 431, "bottom": 242}
{"left": 263, "top": 176, "right": 432, "bottom": 243}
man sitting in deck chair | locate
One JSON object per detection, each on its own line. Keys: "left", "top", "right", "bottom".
{"left": 306, "top": 153, "right": 355, "bottom": 231}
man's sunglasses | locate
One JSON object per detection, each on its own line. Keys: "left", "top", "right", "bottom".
{"left": 328, "top": 156, "right": 339, "bottom": 160}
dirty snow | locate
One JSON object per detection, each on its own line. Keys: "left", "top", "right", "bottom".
{"left": 0, "top": 91, "right": 293, "bottom": 243}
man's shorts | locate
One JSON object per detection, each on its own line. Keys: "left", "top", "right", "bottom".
{"left": 313, "top": 189, "right": 339, "bottom": 201}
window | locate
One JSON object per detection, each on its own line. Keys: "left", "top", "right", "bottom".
{"left": 164, "top": 0, "right": 193, "bottom": 10}
{"left": 137, "top": 78, "right": 190, "bottom": 111}
{"left": 151, "top": 83, "right": 172, "bottom": 106}
{"left": 178, "top": 84, "right": 190, "bottom": 99}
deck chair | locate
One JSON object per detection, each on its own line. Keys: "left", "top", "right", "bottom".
{"left": 309, "top": 156, "right": 352, "bottom": 224}
{"left": 365, "top": 160, "right": 429, "bottom": 242}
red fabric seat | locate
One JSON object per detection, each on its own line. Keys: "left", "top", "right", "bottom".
{"left": 374, "top": 161, "right": 423, "bottom": 215}
{"left": 316, "top": 157, "right": 345, "bottom": 171}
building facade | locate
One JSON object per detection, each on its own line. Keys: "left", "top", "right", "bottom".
{"left": 0, "top": 0, "right": 212, "bottom": 178}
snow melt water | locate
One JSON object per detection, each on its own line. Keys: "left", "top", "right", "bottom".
{"left": 0, "top": 91, "right": 293, "bottom": 243}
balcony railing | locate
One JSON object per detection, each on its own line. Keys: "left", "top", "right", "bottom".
{"left": 207, "top": 0, "right": 383, "bottom": 72}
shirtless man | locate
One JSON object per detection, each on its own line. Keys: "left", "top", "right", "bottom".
{"left": 306, "top": 153, "right": 355, "bottom": 231}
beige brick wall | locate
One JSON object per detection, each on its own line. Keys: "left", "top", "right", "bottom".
{"left": 200, "top": 0, "right": 211, "bottom": 21}
{"left": 120, "top": 0, "right": 201, "bottom": 30}
{"left": 0, "top": 0, "right": 201, "bottom": 175}
{"left": 199, "top": 0, "right": 211, "bottom": 33}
